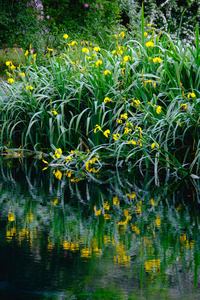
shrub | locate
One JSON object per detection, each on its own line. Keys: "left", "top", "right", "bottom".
{"left": 0, "top": 0, "right": 40, "bottom": 48}
{"left": 1, "top": 12, "right": 200, "bottom": 177}
{"left": 42, "top": 0, "right": 121, "bottom": 37}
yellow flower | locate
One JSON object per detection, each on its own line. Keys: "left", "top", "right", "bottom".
{"left": 124, "top": 127, "right": 132, "bottom": 134}
{"left": 117, "top": 49, "right": 123, "bottom": 56}
{"left": 135, "top": 126, "right": 142, "bottom": 137}
{"left": 132, "top": 225, "right": 140, "bottom": 235}
{"left": 93, "top": 46, "right": 100, "bottom": 52}
{"left": 95, "top": 60, "right": 102, "bottom": 67}
{"left": 187, "top": 93, "right": 196, "bottom": 98}
{"left": 114, "top": 34, "right": 118, "bottom": 39}
{"left": 123, "top": 55, "right": 131, "bottom": 62}
{"left": 156, "top": 106, "right": 162, "bottom": 114}
{"left": 94, "top": 206, "right": 101, "bottom": 216}
{"left": 120, "top": 113, "right": 128, "bottom": 120}
{"left": 112, "top": 50, "right": 116, "bottom": 55}
{"left": 50, "top": 109, "right": 58, "bottom": 115}
{"left": 53, "top": 169, "right": 62, "bottom": 180}
{"left": 50, "top": 198, "right": 58, "bottom": 205}
{"left": 153, "top": 56, "right": 162, "bottom": 63}
{"left": 10, "top": 64, "right": 16, "bottom": 70}
{"left": 134, "top": 100, "right": 140, "bottom": 106}
{"left": 151, "top": 142, "right": 159, "bottom": 149}
{"left": 86, "top": 56, "right": 92, "bottom": 60}
{"left": 66, "top": 155, "right": 72, "bottom": 163}
{"left": 121, "top": 67, "right": 125, "bottom": 75}
{"left": 180, "top": 103, "right": 187, "bottom": 110}
{"left": 94, "top": 124, "right": 102, "bottom": 133}
{"left": 113, "top": 196, "right": 120, "bottom": 205}
{"left": 25, "top": 50, "right": 29, "bottom": 56}
{"left": 103, "top": 201, "right": 110, "bottom": 210}
{"left": 146, "top": 41, "right": 154, "bottom": 47}
{"left": 19, "top": 72, "right": 25, "bottom": 77}
{"left": 104, "top": 97, "right": 112, "bottom": 103}
{"left": 85, "top": 158, "right": 99, "bottom": 173}
{"left": 126, "top": 192, "right": 136, "bottom": 199}
{"left": 144, "top": 32, "right": 147, "bottom": 36}
{"left": 119, "top": 32, "right": 125, "bottom": 38}
{"left": 147, "top": 23, "right": 153, "bottom": 27}
{"left": 63, "top": 34, "right": 69, "bottom": 39}
{"left": 64, "top": 170, "right": 72, "bottom": 177}
{"left": 26, "top": 84, "right": 33, "bottom": 91}
{"left": 151, "top": 198, "right": 155, "bottom": 205}
{"left": 71, "top": 41, "right": 78, "bottom": 46}
{"left": 180, "top": 234, "right": 187, "bottom": 244}
{"left": 8, "top": 213, "right": 15, "bottom": 222}
{"left": 103, "top": 129, "right": 110, "bottom": 138}
{"left": 144, "top": 79, "right": 153, "bottom": 86}
{"left": 82, "top": 48, "right": 89, "bottom": 54}
{"left": 127, "top": 140, "right": 136, "bottom": 145}
{"left": 104, "top": 70, "right": 111, "bottom": 76}
{"left": 156, "top": 216, "right": 161, "bottom": 227}
{"left": 47, "top": 47, "right": 53, "bottom": 52}
{"left": 8, "top": 78, "right": 14, "bottom": 83}
{"left": 6, "top": 61, "right": 12, "bottom": 66}
{"left": 53, "top": 148, "right": 62, "bottom": 159}
{"left": 33, "top": 53, "right": 37, "bottom": 61}
{"left": 116, "top": 119, "right": 122, "bottom": 124}
{"left": 113, "top": 133, "right": 120, "bottom": 141}
{"left": 126, "top": 121, "right": 134, "bottom": 126}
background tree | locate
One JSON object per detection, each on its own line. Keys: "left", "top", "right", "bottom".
{"left": 0, "top": 0, "right": 39, "bottom": 47}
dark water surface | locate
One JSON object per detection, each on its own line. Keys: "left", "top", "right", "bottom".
{"left": 0, "top": 159, "right": 200, "bottom": 299}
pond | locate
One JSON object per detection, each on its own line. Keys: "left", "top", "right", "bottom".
{"left": 0, "top": 158, "right": 200, "bottom": 299}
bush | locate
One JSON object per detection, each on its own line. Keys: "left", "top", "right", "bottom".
{"left": 0, "top": 0, "right": 40, "bottom": 48}
{"left": 42, "top": 0, "right": 121, "bottom": 36}
{"left": 1, "top": 12, "right": 200, "bottom": 177}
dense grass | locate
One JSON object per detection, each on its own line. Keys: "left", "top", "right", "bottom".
{"left": 0, "top": 11, "right": 200, "bottom": 177}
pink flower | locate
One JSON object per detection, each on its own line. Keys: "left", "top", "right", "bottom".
{"left": 46, "top": 15, "right": 50, "bottom": 19}
{"left": 32, "top": 49, "right": 34, "bottom": 52}
{"left": 84, "top": 4, "right": 88, "bottom": 7}
{"left": 100, "top": 4, "right": 103, "bottom": 8}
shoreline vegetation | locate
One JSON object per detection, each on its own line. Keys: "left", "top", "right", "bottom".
{"left": 0, "top": 6, "right": 200, "bottom": 180}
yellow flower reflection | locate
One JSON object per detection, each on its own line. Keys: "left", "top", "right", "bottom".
{"left": 53, "top": 148, "right": 62, "bottom": 159}
{"left": 145, "top": 259, "right": 160, "bottom": 273}
{"left": 8, "top": 213, "right": 15, "bottom": 222}
{"left": 53, "top": 169, "right": 62, "bottom": 180}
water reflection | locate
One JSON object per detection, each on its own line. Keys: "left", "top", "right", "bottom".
{"left": 0, "top": 158, "right": 200, "bottom": 299}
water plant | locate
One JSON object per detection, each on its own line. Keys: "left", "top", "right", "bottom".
{"left": 0, "top": 8, "right": 200, "bottom": 177}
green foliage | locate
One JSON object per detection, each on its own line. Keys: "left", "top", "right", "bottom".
{"left": 0, "top": 0, "right": 40, "bottom": 48}
{"left": 1, "top": 19, "right": 200, "bottom": 176}
{"left": 42, "top": 0, "right": 120, "bottom": 37}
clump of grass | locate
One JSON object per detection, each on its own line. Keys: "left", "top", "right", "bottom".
{"left": 0, "top": 9, "right": 200, "bottom": 178}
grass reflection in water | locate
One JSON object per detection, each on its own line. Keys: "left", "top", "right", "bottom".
{"left": 1, "top": 158, "right": 200, "bottom": 299}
